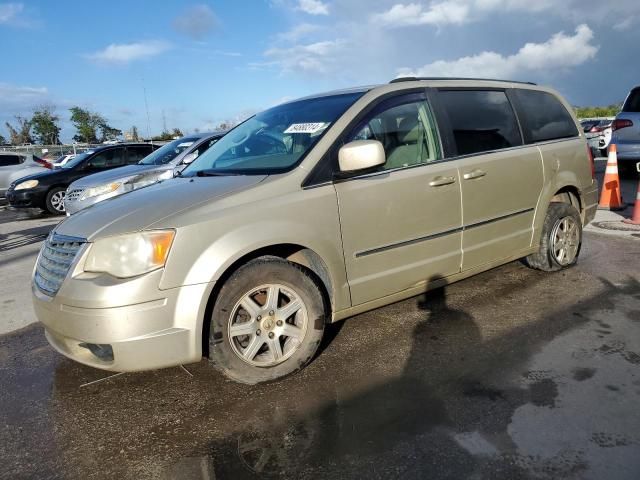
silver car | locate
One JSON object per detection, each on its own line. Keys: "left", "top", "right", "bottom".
{"left": 612, "top": 85, "right": 640, "bottom": 168}
{"left": 32, "top": 79, "right": 597, "bottom": 384}
{"left": 0, "top": 152, "right": 47, "bottom": 198}
{"left": 64, "top": 132, "right": 225, "bottom": 214}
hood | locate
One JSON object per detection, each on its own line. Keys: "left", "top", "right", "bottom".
{"left": 69, "top": 164, "right": 164, "bottom": 189}
{"left": 12, "top": 168, "right": 69, "bottom": 184}
{"left": 55, "top": 174, "right": 267, "bottom": 241}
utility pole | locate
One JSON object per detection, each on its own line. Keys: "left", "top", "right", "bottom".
{"left": 162, "top": 110, "right": 167, "bottom": 134}
{"left": 142, "top": 75, "right": 152, "bottom": 144}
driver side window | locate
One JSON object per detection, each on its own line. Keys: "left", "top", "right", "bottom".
{"left": 349, "top": 94, "right": 442, "bottom": 171}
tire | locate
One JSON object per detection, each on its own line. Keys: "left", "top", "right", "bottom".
{"left": 208, "top": 257, "right": 326, "bottom": 384}
{"left": 45, "top": 187, "right": 66, "bottom": 215}
{"left": 525, "top": 202, "right": 582, "bottom": 272}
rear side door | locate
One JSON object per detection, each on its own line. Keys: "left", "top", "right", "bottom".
{"left": 85, "top": 147, "right": 126, "bottom": 172}
{"left": 334, "top": 91, "right": 463, "bottom": 306}
{"left": 434, "top": 89, "right": 543, "bottom": 270}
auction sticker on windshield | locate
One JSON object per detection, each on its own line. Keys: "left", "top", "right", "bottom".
{"left": 284, "top": 122, "right": 329, "bottom": 134}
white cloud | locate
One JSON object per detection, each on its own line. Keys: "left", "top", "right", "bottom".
{"left": 296, "top": 0, "right": 329, "bottom": 15}
{"left": 276, "top": 23, "right": 323, "bottom": 42}
{"left": 372, "top": 2, "right": 470, "bottom": 27}
{"left": 86, "top": 41, "right": 171, "bottom": 65}
{"left": 261, "top": 40, "right": 343, "bottom": 73}
{"left": 398, "top": 24, "right": 598, "bottom": 79}
{"left": 0, "top": 83, "right": 48, "bottom": 105}
{"left": 0, "top": 2, "right": 21, "bottom": 23}
{"left": 173, "top": 4, "right": 220, "bottom": 40}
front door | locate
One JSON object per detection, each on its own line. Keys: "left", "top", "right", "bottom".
{"left": 435, "top": 89, "right": 544, "bottom": 269}
{"left": 334, "top": 92, "right": 463, "bottom": 306}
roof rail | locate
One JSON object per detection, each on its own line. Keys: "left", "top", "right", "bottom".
{"left": 390, "top": 77, "right": 537, "bottom": 86}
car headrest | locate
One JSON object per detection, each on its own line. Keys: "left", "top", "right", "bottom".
{"left": 397, "top": 116, "right": 421, "bottom": 144}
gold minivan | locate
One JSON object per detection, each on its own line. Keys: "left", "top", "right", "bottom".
{"left": 33, "top": 78, "right": 598, "bottom": 384}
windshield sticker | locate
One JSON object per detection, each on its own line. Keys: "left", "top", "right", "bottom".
{"left": 284, "top": 122, "right": 329, "bottom": 134}
{"left": 177, "top": 142, "right": 194, "bottom": 148}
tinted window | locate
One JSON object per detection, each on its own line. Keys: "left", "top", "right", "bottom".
{"left": 514, "top": 89, "right": 578, "bottom": 143}
{"left": 622, "top": 88, "right": 640, "bottom": 113}
{"left": 126, "top": 145, "right": 153, "bottom": 164}
{"left": 0, "top": 155, "right": 22, "bottom": 167}
{"left": 438, "top": 90, "right": 522, "bottom": 156}
{"left": 88, "top": 148, "right": 125, "bottom": 169}
{"left": 347, "top": 93, "right": 442, "bottom": 171}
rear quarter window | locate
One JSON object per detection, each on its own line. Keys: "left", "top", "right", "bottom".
{"left": 513, "top": 89, "right": 579, "bottom": 143}
{"left": 0, "top": 155, "right": 22, "bottom": 167}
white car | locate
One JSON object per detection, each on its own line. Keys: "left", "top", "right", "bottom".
{"left": 52, "top": 154, "right": 76, "bottom": 168}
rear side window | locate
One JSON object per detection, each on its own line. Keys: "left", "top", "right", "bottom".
{"left": 514, "top": 89, "right": 578, "bottom": 143}
{"left": 622, "top": 88, "right": 640, "bottom": 113}
{"left": 0, "top": 155, "right": 22, "bottom": 166}
{"left": 438, "top": 90, "right": 522, "bottom": 156}
{"left": 126, "top": 146, "right": 152, "bottom": 164}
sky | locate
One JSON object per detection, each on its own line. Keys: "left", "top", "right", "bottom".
{"left": 1, "top": 0, "right": 639, "bottom": 142}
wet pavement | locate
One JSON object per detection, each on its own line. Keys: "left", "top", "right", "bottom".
{"left": 1, "top": 231, "right": 639, "bottom": 479}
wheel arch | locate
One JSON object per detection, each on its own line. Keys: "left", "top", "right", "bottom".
{"left": 201, "top": 243, "right": 334, "bottom": 357}
{"left": 551, "top": 185, "right": 584, "bottom": 222}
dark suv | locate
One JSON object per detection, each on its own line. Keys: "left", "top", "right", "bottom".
{"left": 6, "top": 143, "right": 158, "bottom": 214}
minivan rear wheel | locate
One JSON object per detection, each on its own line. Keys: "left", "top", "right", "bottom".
{"left": 525, "top": 202, "right": 582, "bottom": 272}
{"left": 208, "top": 257, "right": 326, "bottom": 384}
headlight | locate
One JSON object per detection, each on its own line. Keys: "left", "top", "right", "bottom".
{"left": 80, "top": 182, "right": 121, "bottom": 200}
{"left": 84, "top": 230, "right": 175, "bottom": 278}
{"left": 121, "top": 172, "right": 168, "bottom": 192}
{"left": 15, "top": 179, "right": 39, "bottom": 190}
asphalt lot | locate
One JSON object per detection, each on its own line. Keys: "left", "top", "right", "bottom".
{"left": 0, "top": 160, "right": 639, "bottom": 479}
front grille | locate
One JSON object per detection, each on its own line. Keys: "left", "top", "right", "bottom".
{"left": 34, "top": 234, "right": 85, "bottom": 296}
{"left": 65, "top": 188, "right": 84, "bottom": 202}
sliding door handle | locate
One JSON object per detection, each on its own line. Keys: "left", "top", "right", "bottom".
{"left": 429, "top": 176, "right": 456, "bottom": 187}
{"left": 463, "top": 169, "right": 486, "bottom": 180}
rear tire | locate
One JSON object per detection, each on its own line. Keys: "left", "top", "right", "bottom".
{"left": 45, "top": 187, "right": 66, "bottom": 215}
{"left": 525, "top": 202, "right": 582, "bottom": 272}
{"left": 208, "top": 257, "right": 326, "bottom": 384}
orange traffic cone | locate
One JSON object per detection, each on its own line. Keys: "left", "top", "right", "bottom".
{"left": 598, "top": 144, "right": 625, "bottom": 211}
{"left": 622, "top": 162, "right": 640, "bottom": 225}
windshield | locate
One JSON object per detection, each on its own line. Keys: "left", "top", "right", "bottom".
{"left": 183, "top": 92, "right": 364, "bottom": 175}
{"left": 139, "top": 137, "right": 200, "bottom": 165}
{"left": 60, "top": 151, "right": 94, "bottom": 169}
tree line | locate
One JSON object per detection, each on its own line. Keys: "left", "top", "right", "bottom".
{"left": 574, "top": 104, "right": 621, "bottom": 119}
{"left": 0, "top": 106, "right": 190, "bottom": 146}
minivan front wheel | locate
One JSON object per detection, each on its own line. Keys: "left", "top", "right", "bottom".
{"left": 209, "top": 257, "right": 326, "bottom": 384}
{"left": 525, "top": 202, "right": 582, "bottom": 272}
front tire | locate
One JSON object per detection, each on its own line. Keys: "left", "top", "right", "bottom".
{"left": 208, "top": 257, "right": 326, "bottom": 384}
{"left": 525, "top": 202, "right": 582, "bottom": 272}
{"left": 45, "top": 187, "right": 66, "bottom": 215}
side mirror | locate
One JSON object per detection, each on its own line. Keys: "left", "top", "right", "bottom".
{"left": 182, "top": 152, "right": 198, "bottom": 165}
{"left": 338, "top": 140, "right": 385, "bottom": 173}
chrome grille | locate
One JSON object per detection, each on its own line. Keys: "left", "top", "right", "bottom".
{"left": 34, "top": 234, "right": 85, "bottom": 296}
{"left": 65, "top": 188, "right": 84, "bottom": 202}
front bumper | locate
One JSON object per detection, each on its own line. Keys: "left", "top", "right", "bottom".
{"left": 6, "top": 187, "right": 45, "bottom": 208}
{"left": 33, "top": 268, "right": 213, "bottom": 372}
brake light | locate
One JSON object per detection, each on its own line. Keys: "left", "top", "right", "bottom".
{"left": 589, "top": 126, "right": 602, "bottom": 133}
{"left": 587, "top": 145, "right": 595, "bottom": 180}
{"left": 612, "top": 119, "right": 633, "bottom": 131}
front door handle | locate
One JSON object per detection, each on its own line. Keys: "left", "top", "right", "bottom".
{"left": 463, "top": 169, "right": 486, "bottom": 180}
{"left": 429, "top": 176, "right": 456, "bottom": 187}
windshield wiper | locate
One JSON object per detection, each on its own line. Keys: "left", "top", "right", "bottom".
{"left": 195, "top": 169, "right": 242, "bottom": 177}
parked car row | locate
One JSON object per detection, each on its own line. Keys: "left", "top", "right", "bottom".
{"left": 580, "top": 118, "right": 612, "bottom": 157}
{"left": 29, "top": 78, "right": 598, "bottom": 385}
{"left": 4, "top": 132, "right": 224, "bottom": 215}
{"left": 0, "top": 152, "right": 50, "bottom": 198}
